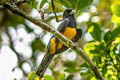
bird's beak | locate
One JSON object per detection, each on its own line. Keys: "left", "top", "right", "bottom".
{"left": 70, "top": 10, "right": 76, "bottom": 14}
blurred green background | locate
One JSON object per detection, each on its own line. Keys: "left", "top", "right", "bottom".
{"left": 0, "top": 0, "right": 120, "bottom": 80}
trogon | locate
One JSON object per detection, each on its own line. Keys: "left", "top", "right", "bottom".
{"left": 36, "top": 8, "right": 82, "bottom": 78}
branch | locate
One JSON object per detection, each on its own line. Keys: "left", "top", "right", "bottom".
{"left": 3, "top": 3, "right": 104, "bottom": 80}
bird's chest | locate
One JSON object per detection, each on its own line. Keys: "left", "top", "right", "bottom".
{"left": 57, "top": 27, "right": 76, "bottom": 49}
{"left": 63, "top": 27, "right": 76, "bottom": 39}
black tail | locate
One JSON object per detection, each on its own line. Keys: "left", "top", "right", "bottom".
{"left": 36, "top": 53, "right": 54, "bottom": 78}
{"left": 73, "top": 29, "right": 82, "bottom": 42}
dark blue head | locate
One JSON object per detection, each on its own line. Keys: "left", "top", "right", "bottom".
{"left": 63, "top": 8, "right": 75, "bottom": 19}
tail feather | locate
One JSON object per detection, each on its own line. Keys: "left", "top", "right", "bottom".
{"left": 36, "top": 53, "right": 54, "bottom": 78}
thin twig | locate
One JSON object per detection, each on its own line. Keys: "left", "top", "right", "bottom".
{"left": 51, "top": 0, "right": 59, "bottom": 22}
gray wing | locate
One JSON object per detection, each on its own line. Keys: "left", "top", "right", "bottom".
{"left": 57, "top": 18, "right": 69, "bottom": 33}
{"left": 55, "top": 18, "right": 69, "bottom": 54}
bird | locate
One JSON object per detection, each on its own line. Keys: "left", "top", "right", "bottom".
{"left": 36, "top": 8, "right": 82, "bottom": 78}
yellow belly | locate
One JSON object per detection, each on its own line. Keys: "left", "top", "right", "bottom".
{"left": 63, "top": 27, "right": 77, "bottom": 39}
{"left": 57, "top": 27, "right": 76, "bottom": 49}
{"left": 49, "top": 27, "right": 76, "bottom": 54}
{"left": 49, "top": 38, "right": 56, "bottom": 54}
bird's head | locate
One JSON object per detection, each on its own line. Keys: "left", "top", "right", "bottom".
{"left": 63, "top": 8, "right": 75, "bottom": 19}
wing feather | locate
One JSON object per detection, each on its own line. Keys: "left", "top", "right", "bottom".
{"left": 57, "top": 18, "right": 69, "bottom": 33}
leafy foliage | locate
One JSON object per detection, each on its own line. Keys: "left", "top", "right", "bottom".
{"left": 38, "top": 0, "right": 93, "bottom": 14}
{"left": 111, "top": 4, "right": 120, "bottom": 17}
{"left": 83, "top": 3, "right": 120, "bottom": 79}
{"left": 56, "top": 0, "right": 93, "bottom": 12}
{"left": 88, "top": 23, "right": 101, "bottom": 41}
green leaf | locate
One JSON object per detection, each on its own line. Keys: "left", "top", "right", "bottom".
{"left": 92, "top": 55, "right": 102, "bottom": 64}
{"left": 31, "top": 38, "right": 46, "bottom": 52}
{"left": 66, "top": 74, "right": 74, "bottom": 80}
{"left": 58, "top": 73, "right": 65, "bottom": 80}
{"left": 84, "top": 42, "right": 96, "bottom": 56}
{"left": 111, "top": 4, "right": 120, "bottom": 17}
{"left": 80, "top": 62, "right": 89, "bottom": 68}
{"left": 56, "top": 0, "right": 72, "bottom": 8}
{"left": 40, "top": 0, "right": 47, "bottom": 8}
{"left": 104, "top": 26, "right": 120, "bottom": 44}
{"left": 63, "top": 61, "right": 77, "bottom": 68}
{"left": 57, "top": 0, "right": 93, "bottom": 12}
{"left": 111, "top": 25, "right": 120, "bottom": 39}
{"left": 35, "top": 76, "right": 40, "bottom": 80}
{"left": 10, "top": 14, "right": 24, "bottom": 26}
{"left": 104, "top": 30, "right": 112, "bottom": 43}
{"left": 29, "top": 0, "right": 38, "bottom": 8}
{"left": 27, "top": 71, "right": 36, "bottom": 80}
{"left": 85, "top": 74, "right": 93, "bottom": 80}
{"left": 111, "top": 15, "right": 120, "bottom": 24}
{"left": 102, "top": 67, "right": 107, "bottom": 76}
{"left": 24, "top": 23, "right": 33, "bottom": 33}
{"left": 77, "top": 0, "right": 93, "bottom": 13}
{"left": 84, "top": 42, "right": 103, "bottom": 57}
{"left": 88, "top": 23, "right": 101, "bottom": 41}
{"left": 64, "top": 67, "right": 80, "bottom": 73}
{"left": 44, "top": 75, "right": 54, "bottom": 80}
{"left": 80, "top": 69, "right": 91, "bottom": 76}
